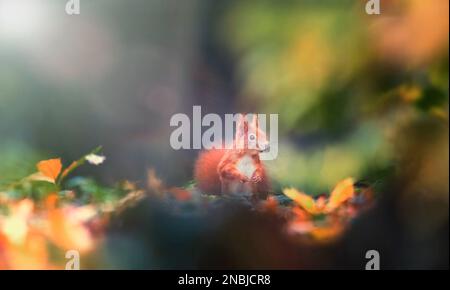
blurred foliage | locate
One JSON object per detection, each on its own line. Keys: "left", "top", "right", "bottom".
{"left": 217, "top": 0, "right": 448, "bottom": 192}
{"left": 0, "top": 142, "right": 44, "bottom": 189}
{"left": 0, "top": 148, "right": 144, "bottom": 269}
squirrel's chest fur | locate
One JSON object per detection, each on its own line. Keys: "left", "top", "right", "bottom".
{"left": 224, "top": 154, "right": 256, "bottom": 196}
{"left": 194, "top": 149, "right": 270, "bottom": 196}
{"left": 235, "top": 155, "right": 257, "bottom": 179}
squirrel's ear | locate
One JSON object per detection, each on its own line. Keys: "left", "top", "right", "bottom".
{"left": 251, "top": 114, "right": 258, "bottom": 128}
{"left": 235, "top": 114, "right": 248, "bottom": 138}
{"left": 235, "top": 114, "right": 243, "bottom": 138}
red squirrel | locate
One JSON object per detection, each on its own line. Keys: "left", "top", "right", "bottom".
{"left": 194, "top": 114, "right": 270, "bottom": 199}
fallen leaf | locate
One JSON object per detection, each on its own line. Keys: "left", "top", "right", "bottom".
{"left": 283, "top": 188, "right": 319, "bottom": 214}
{"left": 326, "top": 178, "right": 355, "bottom": 212}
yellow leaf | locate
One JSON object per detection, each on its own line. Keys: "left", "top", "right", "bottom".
{"left": 326, "top": 177, "right": 355, "bottom": 212}
{"left": 36, "top": 159, "right": 62, "bottom": 183}
{"left": 283, "top": 188, "right": 319, "bottom": 214}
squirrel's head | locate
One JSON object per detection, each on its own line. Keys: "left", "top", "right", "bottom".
{"left": 234, "top": 114, "right": 270, "bottom": 153}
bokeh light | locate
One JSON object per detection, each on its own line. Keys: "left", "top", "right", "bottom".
{"left": 0, "top": 0, "right": 47, "bottom": 41}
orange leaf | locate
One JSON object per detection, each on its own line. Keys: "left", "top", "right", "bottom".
{"left": 36, "top": 159, "right": 62, "bottom": 183}
{"left": 326, "top": 177, "right": 355, "bottom": 212}
{"left": 283, "top": 188, "right": 319, "bottom": 215}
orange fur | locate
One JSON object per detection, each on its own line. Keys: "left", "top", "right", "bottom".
{"left": 194, "top": 149, "right": 226, "bottom": 194}
{"left": 194, "top": 114, "right": 271, "bottom": 198}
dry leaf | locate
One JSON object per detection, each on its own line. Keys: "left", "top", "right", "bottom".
{"left": 283, "top": 188, "right": 319, "bottom": 215}
{"left": 326, "top": 178, "right": 355, "bottom": 212}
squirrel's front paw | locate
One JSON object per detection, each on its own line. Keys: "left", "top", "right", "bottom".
{"left": 240, "top": 175, "right": 250, "bottom": 183}
{"left": 251, "top": 173, "right": 262, "bottom": 183}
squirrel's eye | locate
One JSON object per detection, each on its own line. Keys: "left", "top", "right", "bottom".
{"left": 248, "top": 134, "right": 256, "bottom": 141}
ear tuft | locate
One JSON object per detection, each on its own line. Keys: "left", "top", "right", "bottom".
{"left": 251, "top": 114, "right": 258, "bottom": 128}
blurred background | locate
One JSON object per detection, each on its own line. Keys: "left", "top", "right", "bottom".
{"left": 0, "top": 0, "right": 448, "bottom": 269}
